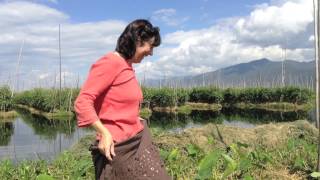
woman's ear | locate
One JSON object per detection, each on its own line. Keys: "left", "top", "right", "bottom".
{"left": 136, "top": 40, "right": 143, "bottom": 47}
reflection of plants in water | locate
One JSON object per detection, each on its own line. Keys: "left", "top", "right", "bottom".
{"left": 15, "top": 108, "right": 76, "bottom": 140}
{"left": 0, "top": 122, "right": 14, "bottom": 146}
{"left": 221, "top": 107, "right": 309, "bottom": 124}
{"left": 189, "top": 110, "right": 224, "bottom": 124}
{"left": 150, "top": 108, "right": 309, "bottom": 130}
{"left": 149, "top": 111, "right": 224, "bottom": 130}
{"left": 149, "top": 112, "right": 191, "bottom": 130}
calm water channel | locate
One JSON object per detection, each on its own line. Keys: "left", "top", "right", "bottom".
{"left": 0, "top": 107, "right": 315, "bottom": 162}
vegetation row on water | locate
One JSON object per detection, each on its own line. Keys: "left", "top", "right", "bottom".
{"left": 0, "top": 86, "right": 14, "bottom": 112}
{"left": 0, "top": 85, "right": 313, "bottom": 114}
{"left": 142, "top": 86, "right": 313, "bottom": 108}
{"left": 13, "top": 88, "right": 80, "bottom": 113}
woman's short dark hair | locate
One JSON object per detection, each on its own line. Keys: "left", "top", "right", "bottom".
{"left": 115, "top": 19, "right": 161, "bottom": 59}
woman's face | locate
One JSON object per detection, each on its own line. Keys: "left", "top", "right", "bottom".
{"left": 131, "top": 38, "right": 154, "bottom": 63}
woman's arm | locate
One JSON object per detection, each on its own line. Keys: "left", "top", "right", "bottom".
{"left": 74, "top": 55, "right": 122, "bottom": 160}
{"left": 91, "top": 120, "right": 115, "bottom": 161}
{"left": 74, "top": 56, "right": 122, "bottom": 127}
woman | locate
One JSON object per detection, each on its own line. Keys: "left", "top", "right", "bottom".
{"left": 74, "top": 19, "right": 171, "bottom": 180}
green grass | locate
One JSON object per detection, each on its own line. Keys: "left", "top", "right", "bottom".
{"left": 0, "top": 135, "right": 95, "bottom": 180}
{"left": 0, "top": 141, "right": 315, "bottom": 180}
{"left": 16, "top": 105, "right": 74, "bottom": 121}
{"left": 140, "top": 107, "right": 152, "bottom": 119}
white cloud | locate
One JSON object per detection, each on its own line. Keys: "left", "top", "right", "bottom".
{"left": 0, "top": 1, "right": 127, "bottom": 90}
{"left": 135, "top": 0, "right": 314, "bottom": 79}
{"left": 152, "top": 8, "right": 189, "bottom": 27}
{"left": 0, "top": 0, "right": 315, "bottom": 89}
{"left": 5, "top": 0, "right": 58, "bottom": 4}
{"left": 233, "top": 0, "right": 313, "bottom": 49}
{"left": 47, "top": 0, "right": 58, "bottom": 3}
{"left": 0, "top": 1, "right": 67, "bottom": 27}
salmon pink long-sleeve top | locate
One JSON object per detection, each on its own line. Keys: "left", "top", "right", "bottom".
{"left": 74, "top": 52, "right": 144, "bottom": 142}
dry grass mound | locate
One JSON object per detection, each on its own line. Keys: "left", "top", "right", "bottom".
{"left": 154, "top": 120, "right": 318, "bottom": 152}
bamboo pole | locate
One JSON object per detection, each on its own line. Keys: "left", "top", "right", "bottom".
{"left": 12, "top": 39, "right": 25, "bottom": 97}
{"left": 313, "top": 0, "right": 320, "bottom": 171}
{"left": 281, "top": 48, "right": 285, "bottom": 87}
{"left": 59, "top": 24, "right": 62, "bottom": 109}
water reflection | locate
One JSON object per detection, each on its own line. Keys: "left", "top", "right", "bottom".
{"left": 15, "top": 108, "right": 76, "bottom": 140}
{"left": 220, "top": 107, "right": 309, "bottom": 124}
{"left": 0, "top": 108, "right": 91, "bottom": 163}
{"left": 0, "top": 106, "right": 312, "bottom": 162}
{"left": 149, "top": 107, "right": 311, "bottom": 131}
{"left": 0, "top": 122, "right": 14, "bottom": 146}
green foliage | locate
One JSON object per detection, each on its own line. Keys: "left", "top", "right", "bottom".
{"left": 0, "top": 86, "right": 13, "bottom": 111}
{"left": 0, "top": 160, "right": 51, "bottom": 180}
{"left": 141, "top": 86, "right": 312, "bottom": 108}
{"left": 186, "top": 144, "right": 201, "bottom": 157}
{"left": 196, "top": 150, "right": 222, "bottom": 179}
{"left": 0, "top": 160, "right": 15, "bottom": 179}
{"left": 9, "top": 86, "right": 312, "bottom": 113}
{"left": 36, "top": 174, "right": 54, "bottom": 180}
{"left": 189, "top": 87, "right": 223, "bottom": 104}
{"left": 223, "top": 87, "right": 312, "bottom": 105}
{"left": 282, "top": 138, "right": 317, "bottom": 172}
{"left": 0, "top": 134, "right": 316, "bottom": 180}
{"left": 175, "top": 88, "right": 190, "bottom": 106}
{"left": 222, "top": 88, "right": 240, "bottom": 104}
{"left": 0, "top": 149, "right": 94, "bottom": 179}
{"left": 162, "top": 144, "right": 205, "bottom": 179}
{"left": 222, "top": 154, "right": 237, "bottom": 179}
{"left": 280, "top": 86, "right": 312, "bottom": 104}
{"left": 168, "top": 148, "right": 180, "bottom": 162}
{"left": 311, "top": 172, "right": 320, "bottom": 178}
{"left": 141, "top": 87, "right": 189, "bottom": 108}
{"left": 13, "top": 88, "right": 80, "bottom": 112}
{"left": 150, "top": 88, "right": 176, "bottom": 107}
{"left": 141, "top": 86, "right": 153, "bottom": 108}
{"left": 244, "top": 175, "right": 254, "bottom": 180}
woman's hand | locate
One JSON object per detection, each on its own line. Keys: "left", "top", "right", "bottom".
{"left": 139, "top": 117, "right": 146, "bottom": 121}
{"left": 98, "top": 132, "right": 116, "bottom": 161}
{"left": 91, "top": 120, "right": 116, "bottom": 161}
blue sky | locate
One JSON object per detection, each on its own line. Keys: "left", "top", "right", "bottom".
{"left": 0, "top": 0, "right": 314, "bottom": 90}
{"left": 23, "top": 0, "right": 272, "bottom": 37}
{"left": 47, "top": 0, "right": 267, "bottom": 31}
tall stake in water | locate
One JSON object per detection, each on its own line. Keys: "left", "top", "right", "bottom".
{"left": 59, "top": 24, "right": 62, "bottom": 109}
{"left": 12, "top": 39, "right": 25, "bottom": 97}
{"left": 313, "top": 0, "right": 320, "bottom": 171}
{"left": 281, "top": 38, "right": 286, "bottom": 87}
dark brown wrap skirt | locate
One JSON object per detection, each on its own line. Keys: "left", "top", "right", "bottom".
{"left": 90, "top": 120, "right": 172, "bottom": 180}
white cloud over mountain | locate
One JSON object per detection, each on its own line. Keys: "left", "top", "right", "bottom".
{"left": 135, "top": 0, "right": 314, "bottom": 79}
{"left": 0, "top": 0, "right": 315, "bottom": 89}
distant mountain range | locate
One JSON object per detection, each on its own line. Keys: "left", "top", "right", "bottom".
{"left": 141, "top": 58, "right": 315, "bottom": 88}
